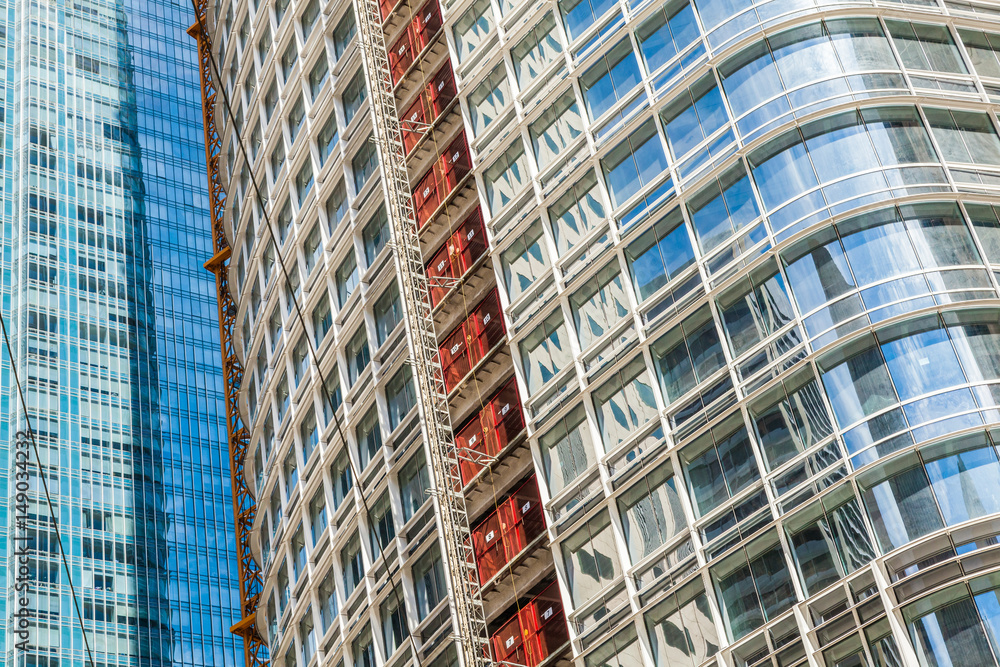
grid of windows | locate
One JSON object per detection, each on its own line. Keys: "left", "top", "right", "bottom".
{"left": 218, "top": 0, "right": 1000, "bottom": 666}
{"left": 6, "top": 0, "right": 244, "bottom": 664}
{"left": 215, "top": 1, "right": 472, "bottom": 666}
{"left": 444, "top": 2, "right": 1000, "bottom": 667}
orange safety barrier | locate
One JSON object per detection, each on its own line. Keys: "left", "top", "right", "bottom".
{"left": 491, "top": 581, "right": 569, "bottom": 667}
{"left": 471, "top": 477, "right": 545, "bottom": 584}
{"left": 426, "top": 208, "right": 486, "bottom": 307}
{"left": 413, "top": 133, "right": 471, "bottom": 227}
{"left": 388, "top": 0, "right": 442, "bottom": 84}
{"left": 454, "top": 377, "right": 524, "bottom": 485}
{"left": 400, "top": 63, "right": 457, "bottom": 153}
{"left": 438, "top": 289, "right": 504, "bottom": 393}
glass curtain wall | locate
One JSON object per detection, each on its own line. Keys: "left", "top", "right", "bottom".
{"left": 448, "top": 0, "right": 1000, "bottom": 666}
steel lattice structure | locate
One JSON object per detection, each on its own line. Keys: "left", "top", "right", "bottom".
{"left": 352, "top": 1, "right": 493, "bottom": 665}
{"left": 188, "top": 8, "right": 268, "bottom": 667}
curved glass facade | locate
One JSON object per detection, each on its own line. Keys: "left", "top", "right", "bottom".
{"left": 445, "top": 0, "right": 1000, "bottom": 666}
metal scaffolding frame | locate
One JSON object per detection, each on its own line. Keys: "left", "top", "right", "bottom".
{"left": 188, "top": 6, "right": 268, "bottom": 667}
{"left": 352, "top": 1, "right": 492, "bottom": 666}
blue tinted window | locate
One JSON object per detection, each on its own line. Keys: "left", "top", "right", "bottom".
{"left": 570, "top": 262, "right": 629, "bottom": 349}
{"left": 356, "top": 404, "right": 382, "bottom": 469}
{"left": 352, "top": 136, "right": 378, "bottom": 192}
{"left": 839, "top": 216, "right": 920, "bottom": 286}
{"left": 346, "top": 326, "right": 371, "bottom": 384}
{"left": 881, "top": 327, "right": 965, "bottom": 401}
{"left": 783, "top": 233, "right": 856, "bottom": 315}
{"left": 548, "top": 170, "right": 606, "bottom": 256}
{"left": 718, "top": 268, "right": 795, "bottom": 357}
{"left": 747, "top": 132, "right": 818, "bottom": 211}
{"left": 693, "top": 0, "right": 748, "bottom": 32}
{"left": 501, "top": 221, "right": 550, "bottom": 302}
{"left": 686, "top": 163, "right": 759, "bottom": 251}
{"left": 580, "top": 40, "right": 642, "bottom": 120}
{"left": 822, "top": 346, "right": 898, "bottom": 429}
{"left": 484, "top": 140, "right": 529, "bottom": 214}
{"left": 635, "top": 0, "right": 699, "bottom": 72}
{"left": 711, "top": 532, "right": 795, "bottom": 640}
{"left": 520, "top": 311, "right": 573, "bottom": 394}
{"left": 559, "top": 0, "right": 619, "bottom": 41}
{"left": 925, "top": 443, "right": 1000, "bottom": 526}
{"left": 625, "top": 207, "right": 694, "bottom": 301}
{"left": 592, "top": 358, "right": 658, "bottom": 448}
{"left": 601, "top": 121, "right": 668, "bottom": 207}
{"left": 682, "top": 420, "right": 760, "bottom": 517}
{"left": 718, "top": 40, "right": 784, "bottom": 120}
{"left": 662, "top": 76, "right": 728, "bottom": 159}
{"left": 651, "top": 306, "right": 725, "bottom": 404}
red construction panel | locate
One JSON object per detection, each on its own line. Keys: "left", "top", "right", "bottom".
{"left": 389, "top": 27, "right": 416, "bottom": 84}
{"left": 472, "top": 512, "right": 505, "bottom": 584}
{"left": 378, "top": 0, "right": 395, "bottom": 21}
{"left": 468, "top": 290, "right": 504, "bottom": 360}
{"left": 492, "top": 614, "right": 527, "bottom": 665}
{"left": 442, "top": 134, "right": 471, "bottom": 186}
{"left": 413, "top": 133, "right": 472, "bottom": 227}
{"left": 521, "top": 583, "right": 569, "bottom": 666}
{"left": 399, "top": 64, "right": 457, "bottom": 156}
{"left": 426, "top": 208, "right": 486, "bottom": 307}
{"left": 413, "top": 0, "right": 442, "bottom": 49}
{"left": 429, "top": 63, "right": 456, "bottom": 113}
{"left": 471, "top": 476, "right": 546, "bottom": 585}
{"left": 492, "top": 380, "right": 524, "bottom": 453}
{"left": 491, "top": 581, "right": 569, "bottom": 667}
{"left": 413, "top": 162, "right": 445, "bottom": 226}
{"left": 400, "top": 96, "right": 427, "bottom": 154}
{"left": 501, "top": 477, "right": 543, "bottom": 560}
{"left": 439, "top": 320, "right": 469, "bottom": 393}
{"left": 455, "top": 376, "right": 524, "bottom": 485}
{"left": 439, "top": 290, "right": 505, "bottom": 393}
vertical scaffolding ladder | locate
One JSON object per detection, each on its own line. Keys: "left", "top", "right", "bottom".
{"left": 352, "top": 2, "right": 492, "bottom": 667}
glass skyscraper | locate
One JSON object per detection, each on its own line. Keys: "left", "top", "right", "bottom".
{"left": 0, "top": 0, "right": 242, "bottom": 665}
{"left": 206, "top": 0, "right": 1000, "bottom": 666}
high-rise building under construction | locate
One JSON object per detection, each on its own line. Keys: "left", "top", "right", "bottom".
{"left": 195, "top": 0, "right": 1000, "bottom": 665}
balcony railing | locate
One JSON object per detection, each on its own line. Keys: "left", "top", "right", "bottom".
{"left": 439, "top": 289, "right": 504, "bottom": 393}
{"left": 492, "top": 581, "right": 569, "bottom": 667}
{"left": 455, "top": 376, "right": 524, "bottom": 485}
{"left": 426, "top": 207, "right": 486, "bottom": 307}
{"left": 471, "top": 477, "right": 544, "bottom": 585}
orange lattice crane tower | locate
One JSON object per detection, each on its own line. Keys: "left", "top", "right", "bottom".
{"left": 188, "top": 4, "right": 268, "bottom": 666}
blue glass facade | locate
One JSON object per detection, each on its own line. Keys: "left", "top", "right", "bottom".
{"left": 0, "top": 0, "right": 242, "bottom": 665}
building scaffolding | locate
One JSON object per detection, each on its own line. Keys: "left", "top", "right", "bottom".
{"left": 351, "top": 0, "right": 493, "bottom": 666}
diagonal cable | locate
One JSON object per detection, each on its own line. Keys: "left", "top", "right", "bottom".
{"left": 0, "top": 308, "right": 97, "bottom": 667}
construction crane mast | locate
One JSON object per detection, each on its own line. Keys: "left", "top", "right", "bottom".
{"left": 351, "top": 1, "right": 493, "bottom": 666}
{"left": 188, "top": 5, "right": 268, "bottom": 667}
